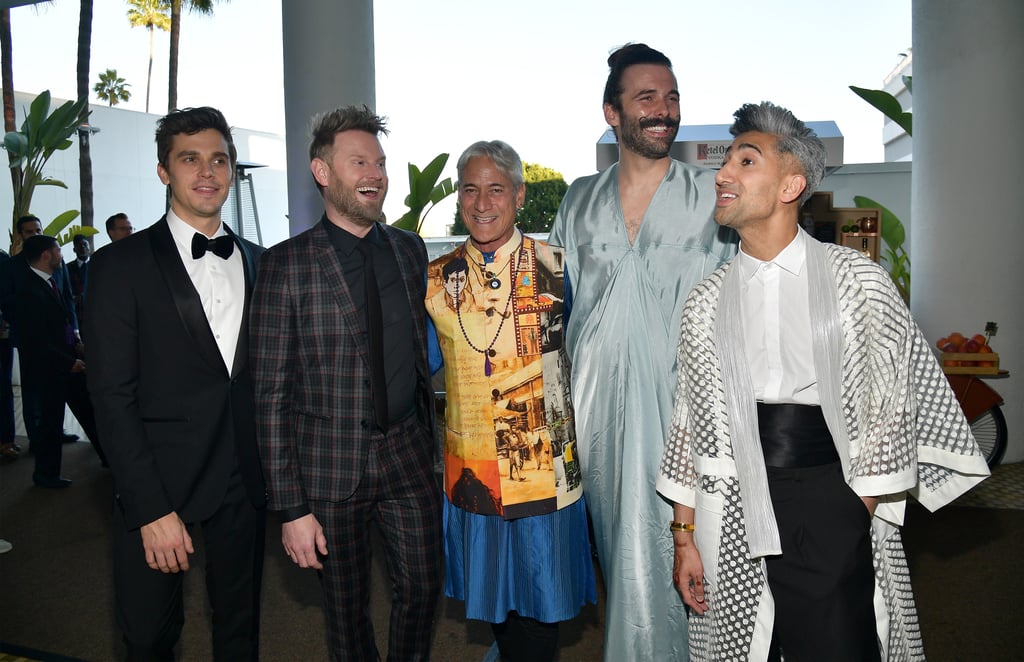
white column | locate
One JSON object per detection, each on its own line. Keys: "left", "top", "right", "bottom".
{"left": 281, "top": 0, "right": 376, "bottom": 236}
{"left": 912, "top": 0, "right": 1024, "bottom": 461}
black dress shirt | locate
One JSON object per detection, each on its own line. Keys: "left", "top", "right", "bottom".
{"left": 322, "top": 217, "right": 416, "bottom": 425}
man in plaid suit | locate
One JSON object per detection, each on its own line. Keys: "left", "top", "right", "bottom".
{"left": 250, "top": 105, "right": 442, "bottom": 661}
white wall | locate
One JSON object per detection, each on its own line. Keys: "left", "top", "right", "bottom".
{"left": 913, "top": 0, "right": 1024, "bottom": 462}
{"left": 2, "top": 91, "right": 291, "bottom": 258}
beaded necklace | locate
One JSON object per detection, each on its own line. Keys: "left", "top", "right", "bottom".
{"left": 455, "top": 237, "right": 527, "bottom": 376}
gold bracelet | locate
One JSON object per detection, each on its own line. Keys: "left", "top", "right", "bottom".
{"left": 670, "top": 521, "right": 695, "bottom": 532}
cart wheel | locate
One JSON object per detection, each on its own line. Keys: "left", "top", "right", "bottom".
{"left": 970, "top": 406, "right": 1008, "bottom": 467}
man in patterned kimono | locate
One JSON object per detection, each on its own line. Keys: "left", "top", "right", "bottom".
{"left": 657, "top": 101, "right": 990, "bottom": 661}
{"left": 548, "top": 44, "right": 735, "bottom": 660}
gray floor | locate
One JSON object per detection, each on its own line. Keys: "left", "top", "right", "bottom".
{"left": 0, "top": 439, "right": 606, "bottom": 661}
{"left": 2, "top": 438, "right": 1021, "bottom": 661}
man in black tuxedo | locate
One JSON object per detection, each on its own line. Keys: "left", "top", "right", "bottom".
{"left": 84, "top": 107, "right": 267, "bottom": 661}
{"left": 14, "top": 235, "right": 102, "bottom": 486}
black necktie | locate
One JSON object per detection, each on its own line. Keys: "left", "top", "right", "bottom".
{"left": 357, "top": 241, "right": 389, "bottom": 431}
{"left": 191, "top": 232, "right": 234, "bottom": 260}
{"left": 47, "top": 277, "right": 62, "bottom": 304}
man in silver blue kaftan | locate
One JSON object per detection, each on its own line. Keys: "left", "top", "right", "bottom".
{"left": 548, "top": 44, "right": 735, "bottom": 661}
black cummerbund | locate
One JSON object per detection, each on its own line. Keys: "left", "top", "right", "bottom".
{"left": 756, "top": 402, "right": 840, "bottom": 468}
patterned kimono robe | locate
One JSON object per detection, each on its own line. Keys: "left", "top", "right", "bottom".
{"left": 657, "top": 235, "right": 990, "bottom": 662}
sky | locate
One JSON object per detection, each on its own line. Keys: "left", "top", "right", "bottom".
{"left": 5, "top": 0, "right": 911, "bottom": 234}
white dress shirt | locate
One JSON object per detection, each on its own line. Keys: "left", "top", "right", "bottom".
{"left": 166, "top": 211, "right": 245, "bottom": 374}
{"left": 738, "top": 229, "right": 819, "bottom": 405}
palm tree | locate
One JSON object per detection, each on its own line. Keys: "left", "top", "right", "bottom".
{"left": 77, "top": 0, "right": 94, "bottom": 230}
{"left": 167, "top": 0, "right": 224, "bottom": 112}
{"left": 94, "top": 68, "right": 131, "bottom": 106}
{"left": 127, "top": 0, "right": 170, "bottom": 113}
{"left": 2, "top": 8, "right": 19, "bottom": 230}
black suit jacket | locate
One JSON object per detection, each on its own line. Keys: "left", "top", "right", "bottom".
{"left": 13, "top": 266, "right": 77, "bottom": 392}
{"left": 66, "top": 259, "right": 87, "bottom": 320}
{"left": 84, "top": 217, "right": 266, "bottom": 530}
{"left": 0, "top": 254, "right": 78, "bottom": 346}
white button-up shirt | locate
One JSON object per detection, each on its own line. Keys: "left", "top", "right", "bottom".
{"left": 738, "top": 229, "right": 819, "bottom": 405}
{"left": 166, "top": 211, "right": 245, "bottom": 374}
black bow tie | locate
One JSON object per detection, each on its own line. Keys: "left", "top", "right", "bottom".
{"left": 191, "top": 233, "right": 234, "bottom": 260}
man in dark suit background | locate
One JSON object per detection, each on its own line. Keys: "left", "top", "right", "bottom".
{"left": 66, "top": 233, "right": 90, "bottom": 325}
{"left": 84, "top": 107, "right": 267, "bottom": 661}
{"left": 250, "top": 105, "right": 441, "bottom": 660}
{"left": 0, "top": 215, "right": 83, "bottom": 449}
{"left": 14, "top": 235, "right": 102, "bottom": 486}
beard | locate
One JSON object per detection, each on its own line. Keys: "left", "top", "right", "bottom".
{"left": 618, "top": 113, "right": 680, "bottom": 160}
{"left": 324, "top": 183, "right": 385, "bottom": 228}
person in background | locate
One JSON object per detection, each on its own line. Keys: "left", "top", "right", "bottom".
{"left": 85, "top": 107, "right": 267, "bottom": 660}
{"left": 0, "top": 247, "right": 19, "bottom": 461}
{"left": 105, "top": 213, "right": 134, "bottom": 243}
{"left": 547, "top": 43, "right": 736, "bottom": 660}
{"left": 66, "top": 233, "right": 90, "bottom": 324}
{"left": 0, "top": 215, "right": 83, "bottom": 451}
{"left": 427, "top": 139, "right": 596, "bottom": 662}
{"left": 250, "top": 105, "right": 441, "bottom": 661}
{"left": 15, "top": 235, "right": 102, "bottom": 486}
{"left": 657, "top": 101, "right": 990, "bottom": 661}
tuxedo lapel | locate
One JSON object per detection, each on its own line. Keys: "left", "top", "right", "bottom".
{"left": 148, "top": 217, "right": 226, "bottom": 375}
{"left": 228, "top": 226, "right": 256, "bottom": 379}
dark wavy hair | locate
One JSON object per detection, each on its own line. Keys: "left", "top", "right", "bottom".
{"left": 603, "top": 43, "right": 673, "bottom": 112}
{"left": 155, "top": 107, "right": 236, "bottom": 168}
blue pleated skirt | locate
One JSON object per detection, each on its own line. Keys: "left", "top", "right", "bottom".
{"left": 443, "top": 494, "right": 597, "bottom": 624}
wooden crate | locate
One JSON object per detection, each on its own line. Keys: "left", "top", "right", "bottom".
{"left": 941, "top": 352, "right": 1000, "bottom": 375}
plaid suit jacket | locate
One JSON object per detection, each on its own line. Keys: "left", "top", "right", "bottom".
{"left": 250, "top": 218, "right": 435, "bottom": 510}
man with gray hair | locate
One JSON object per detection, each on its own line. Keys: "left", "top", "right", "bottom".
{"left": 425, "top": 139, "right": 596, "bottom": 662}
{"left": 657, "top": 101, "right": 989, "bottom": 661}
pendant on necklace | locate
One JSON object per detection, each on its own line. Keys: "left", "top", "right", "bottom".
{"left": 484, "top": 355, "right": 492, "bottom": 376}
{"left": 482, "top": 270, "right": 501, "bottom": 290}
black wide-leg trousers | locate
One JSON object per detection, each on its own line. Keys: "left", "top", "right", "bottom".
{"left": 764, "top": 462, "right": 881, "bottom": 662}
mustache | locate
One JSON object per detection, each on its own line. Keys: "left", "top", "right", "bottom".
{"left": 639, "top": 116, "right": 680, "bottom": 130}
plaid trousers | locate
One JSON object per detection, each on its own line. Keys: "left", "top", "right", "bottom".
{"left": 311, "top": 412, "right": 442, "bottom": 661}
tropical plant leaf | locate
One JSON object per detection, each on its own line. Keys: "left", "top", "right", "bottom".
{"left": 24, "top": 91, "right": 52, "bottom": 142}
{"left": 427, "top": 177, "right": 455, "bottom": 206}
{"left": 849, "top": 86, "right": 912, "bottom": 136}
{"left": 417, "top": 153, "right": 449, "bottom": 194}
{"left": 36, "top": 177, "right": 69, "bottom": 189}
{"left": 391, "top": 210, "right": 419, "bottom": 232}
{"left": 42, "top": 209, "right": 81, "bottom": 239}
{"left": 3, "top": 132, "right": 27, "bottom": 162}
{"left": 395, "top": 153, "right": 455, "bottom": 234}
{"left": 56, "top": 223, "right": 99, "bottom": 246}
